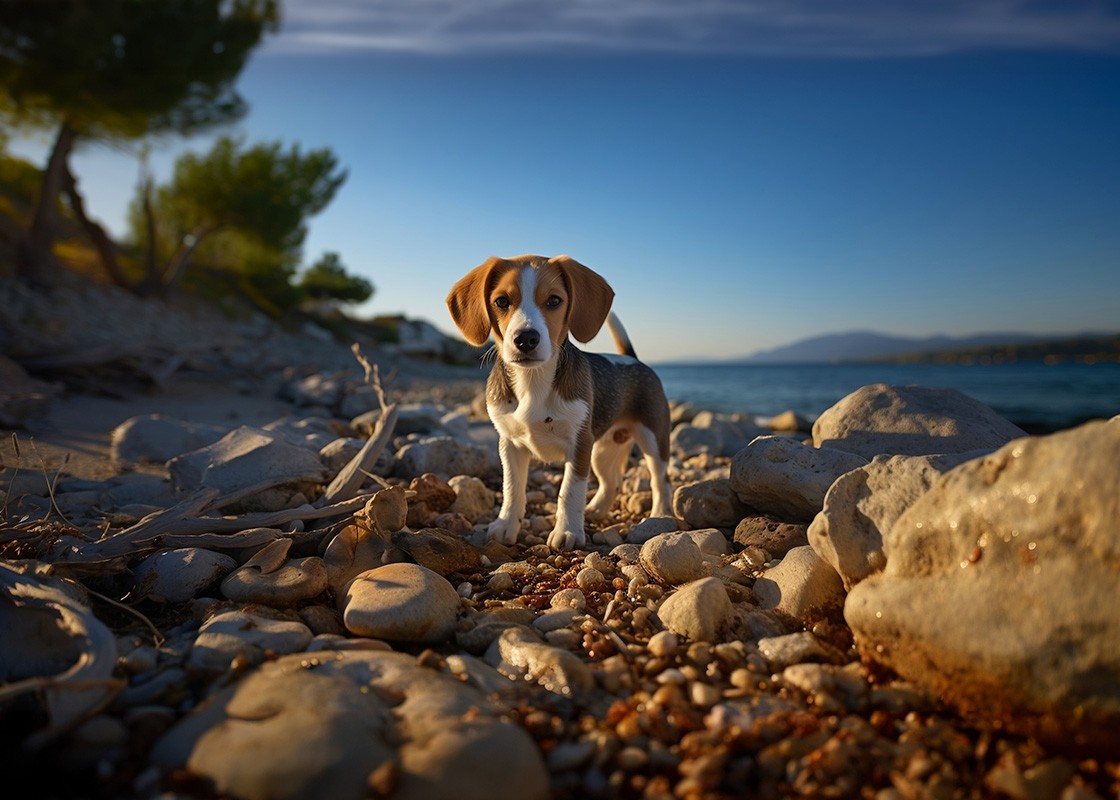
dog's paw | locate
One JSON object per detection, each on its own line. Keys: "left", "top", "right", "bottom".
{"left": 487, "top": 517, "right": 521, "bottom": 545}
{"left": 547, "top": 525, "right": 586, "bottom": 551}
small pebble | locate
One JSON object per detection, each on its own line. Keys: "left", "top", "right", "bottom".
{"left": 647, "top": 630, "right": 680, "bottom": 658}
{"left": 576, "top": 567, "right": 605, "bottom": 591}
{"left": 551, "top": 588, "right": 587, "bottom": 609}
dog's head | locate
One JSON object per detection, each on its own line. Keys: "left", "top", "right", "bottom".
{"left": 446, "top": 254, "right": 614, "bottom": 368}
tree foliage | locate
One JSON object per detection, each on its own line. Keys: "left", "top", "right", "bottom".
{"left": 299, "top": 251, "right": 374, "bottom": 305}
{"left": 0, "top": 0, "right": 279, "bottom": 280}
{"left": 131, "top": 134, "right": 348, "bottom": 312}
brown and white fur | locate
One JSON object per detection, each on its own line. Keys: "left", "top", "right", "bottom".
{"left": 446, "top": 254, "right": 673, "bottom": 551}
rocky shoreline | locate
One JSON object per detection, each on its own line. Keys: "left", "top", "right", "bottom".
{"left": 2, "top": 280, "right": 1118, "bottom": 799}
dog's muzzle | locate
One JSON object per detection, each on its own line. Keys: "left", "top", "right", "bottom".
{"left": 513, "top": 328, "right": 540, "bottom": 354}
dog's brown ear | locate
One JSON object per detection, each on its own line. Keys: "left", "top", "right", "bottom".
{"left": 553, "top": 255, "right": 614, "bottom": 343}
{"left": 446, "top": 257, "right": 502, "bottom": 346}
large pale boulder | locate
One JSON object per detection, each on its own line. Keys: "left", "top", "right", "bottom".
{"left": 152, "top": 651, "right": 548, "bottom": 800}
{"left": 808, "top": 450, "right": 988, "bottom": 589}
{"left": 846, "top": 419, "right": 1120, "bottom": 751}
{"left": 730, "top": 435, "right": 867, "bottom": 523}
{"left": 812, "top": 383, "right": 1026, "bottom": 460}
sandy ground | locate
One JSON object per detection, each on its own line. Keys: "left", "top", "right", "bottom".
{"left": 2, "top": 373, "right": 305, "bottom": 482}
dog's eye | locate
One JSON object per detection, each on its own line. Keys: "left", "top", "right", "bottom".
{"left": 493, "top": 296, "right": 510, "bottom": 310}
{"left": 545, "top": 295, "right": 563, "bottom": 309}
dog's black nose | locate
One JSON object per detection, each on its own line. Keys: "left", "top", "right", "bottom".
{"left": 513, "top": 329, "right": 540, "bottom": 353}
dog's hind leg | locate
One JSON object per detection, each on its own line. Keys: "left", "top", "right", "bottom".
{"left": 586, "top": 429, "right": 632, "bottom": 520}
{"left": 634, "top": 423, "right": 673, "bottom": 518}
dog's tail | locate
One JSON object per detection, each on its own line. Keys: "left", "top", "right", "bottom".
{"left": 606, "top": 312, "right": 638, "bottom": 359}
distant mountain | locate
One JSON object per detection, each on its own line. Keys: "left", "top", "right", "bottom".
{"left": 734, "top": 330, "right": 1054, "bottom": 364}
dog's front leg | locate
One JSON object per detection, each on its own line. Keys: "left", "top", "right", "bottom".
{"left": 549, "top": 461, "right": 590, "bottom": 551}
{"left": 488, "top": 437, "right": 530, "bottom": 545}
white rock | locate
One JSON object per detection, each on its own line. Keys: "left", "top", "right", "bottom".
{"left": 655, "top": 577, "right": 735, "bottom": 643}
{"left": 757, "top": 631, "right": 844, "bottom": 670}
{"left": 263, "top": 415, "right": 337, "bottom": 452}
{"left": 639, "top": 532, "right": 705, "bottom": 585}
{"left": 449, "top": 474, "right": 495, "bottom": 521}
{"left": 673, "top": 477, "right": 754, "bottom": 529}
{"left": 812, "top": 383, "right": 1026, "bottom": 460}
{"left": 626, "top": 516, "right": 680, "bottom": 545}
{"left": 318, "top": 437, "right": 366, "bottom": 473}
{"left": 846, "top": 419, "right": 1120, "bottom": 746}
{"left": 393, "top": 436, "right": 495, "bottom": 479}
{"left": 682, "top": 528, "right": 732, "bottom": 557}
{"left": 691, "top": 411, "right": 767, "bottom": 457}
{"left": 752, "top": 545, "right": 845, "bottom": 623}
{"left": 670, "top": 424, "right": 724, "bottom": 458}
{"left": 808, "top": 451, "right": 988, "bottom": 589}
{"left": 730, "top": 435, "right": 868, "bottom": 522}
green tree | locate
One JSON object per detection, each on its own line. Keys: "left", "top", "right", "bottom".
{"left": 0, "top": 0, "right": 279, "bottom": 283}
{"left": 132, "top": 134, "right": 348, "bottom": 310}
{"left": 299, "top": 251, "right": 374, "bottom": 305}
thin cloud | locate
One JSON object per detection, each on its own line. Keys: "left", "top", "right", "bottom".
{"left": 266, "top": 0, "right": 1120, "bottom": 57}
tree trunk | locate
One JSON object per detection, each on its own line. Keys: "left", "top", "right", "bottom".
{"left": 160, "top": 222, "right": 224, "bottom": 289}
{"left": 139, "top": 172, "right": 160, "bottom": 293}
{"left": 18, "top": 121, "right": 77, "bottom": 283}
{"left": 61, "top": 165, "right": 135, "bottom": 291}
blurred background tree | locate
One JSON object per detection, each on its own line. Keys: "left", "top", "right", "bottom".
{"left": 129, "top": 134, "right": 348, "bottom": 313}
{"left": 299, "top": 251, "right": 375, "bottom": 305}
{"left": 0, "top": 0, "right": 279, "bottom": 284}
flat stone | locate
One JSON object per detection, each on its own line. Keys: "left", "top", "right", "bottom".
{"left": 343, "top": 563, "right": 460, "bottom": 644}
{"left": 391, "top": 527, "right": 482, "bottom": 577}
{"left": 109, "top": 414, "right": 229, "bottom": 464}
{"left": 187, "top": 610, "right": 313, "bottom": 674}
{"left": 221, "top": 556, "right": 329, "bottom": 607}
{"left": 730, "top": 435, "right": 868, "bottom": 523}
{"left": 132, "top": 547, "right": 237, "bottom": 603}
{"left": 167, "top": 425, "right": 328, "bottom": 498}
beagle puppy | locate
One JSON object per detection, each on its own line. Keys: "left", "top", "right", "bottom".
{"left": 446, "top": 254, "right": 673, "bottom": 550}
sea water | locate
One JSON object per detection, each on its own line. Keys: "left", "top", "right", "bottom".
{"left": 651, "top": 361, "right": 1120, "bottom": 433}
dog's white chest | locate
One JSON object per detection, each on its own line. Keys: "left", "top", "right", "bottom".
{"left": 489, "top": 394, "right": 589, "bottom": 463}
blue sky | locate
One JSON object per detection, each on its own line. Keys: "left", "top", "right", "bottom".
{"left": 9, "top": 0, "right": 1120, "bottom": 362}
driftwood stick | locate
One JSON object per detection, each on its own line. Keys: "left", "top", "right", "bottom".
{"left": 320, "top": 404, "right": 397, "bottom": 506}
{"left": 69, "top": 494, "right": 374, "bottom": 561}
{"left": 102, "top": 488, "right": 221, "bottom": 543}
{"left": 319, "top": 344, "right": 397, "bottom": 506}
